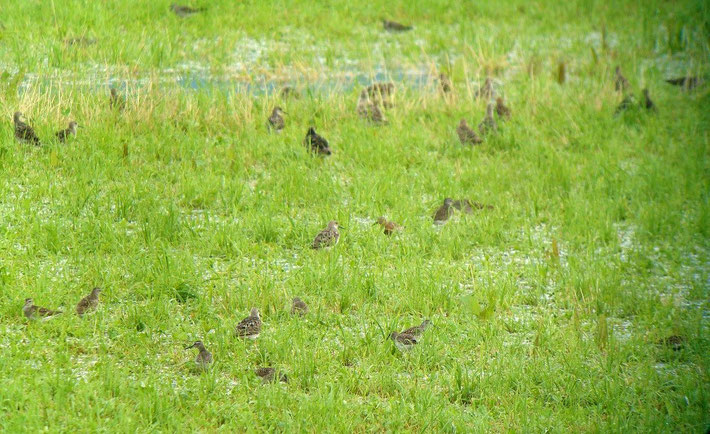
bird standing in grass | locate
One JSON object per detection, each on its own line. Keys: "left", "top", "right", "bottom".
{"left": 185, "top": 340, "right": 212, "bottom": 369}
{"left": 614, "top": 66, "right": 630, "bottom": 92}
{"left": 382, "top": 19, "right": 412, "bottom": 32}
{"left": 255, "top": 367, "right": 288, "bottom": 383}
{"left": 312, "top": 221, "right": 342, "bottom": 249}
{"left": 475, "top": 78, "right": 495, "bottom": 100}
{"left": 478, "top": 103, "right": 497, "bottom": 136}
{"left": 375, "top": 217, "right": 402, "bottom": 235}
{"left": 13, "top": 112, "right": 40, "bottom": 146}
{"left": 433, "top": 198, "right": 455, "bottom": 224}
{"left": 110, "top": 88, "right": 125, "bottom": 111}
{"left": 56, "top": 121, "right": 78, "bottom": 143}
{"left": 291, "top": 297, "right": 308, "bottom": 315}
{"left": 439, "top": 73, "right": 452, "bottom": 93}
{"left": 304, "top": 127, "right": 332, "bottom": 155}
{"left": 23, "top": 298, "right": 62, "bottom": 320}
{"left": 456, "top": 119, "right": 482, "bottom": 146}
{"left": 389, "top": 331, "right": 418, "bottom": 351}
{"left": 268, "top": 107, "right": 286, "bottom": 132}
{"left": 642, "top": 88, "right": 656, "bottom": 111}
{"left": 235, "top": 308, "right": 262, "bottom": 339}
{"left": 76, "top": 287, "right": 102, "bottom": 317}
{"left": 170, "top": 3, "right": 205, "bottom": 17}
{"left": 495, "top": 97, "right": 511, "bottom": 120}
{"left": 402, "top": 320, "right": 432, "bottom": 338}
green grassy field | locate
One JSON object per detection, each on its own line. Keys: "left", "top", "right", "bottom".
{"left": 1, "top": 0, "right": 709, "bottom": 432}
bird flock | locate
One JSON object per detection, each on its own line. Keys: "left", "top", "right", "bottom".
{"left": 13, "top": 4, "right": 702, "bottom": 380}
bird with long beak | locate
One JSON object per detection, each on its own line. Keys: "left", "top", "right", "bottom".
{"left": 312, "top": 221, "right": 343, "bottom": 249}
{"left": 56, "top": 121, "right": 78, "bottom": 143}
{"left": 185, "top": 340, "right": 212, "bottom": 369}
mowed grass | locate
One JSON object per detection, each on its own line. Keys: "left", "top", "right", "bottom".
{"left": 1, "top": 0, "right": 709, "bottom": 432}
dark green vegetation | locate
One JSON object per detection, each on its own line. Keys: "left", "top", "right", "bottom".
{"left": 0, "top": 0, "right": 708, "bottom": 431}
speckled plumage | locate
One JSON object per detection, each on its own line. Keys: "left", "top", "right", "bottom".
{"left": 13, "top": 112, "right": 40, "bottom": 146}
{"left": 433, "top": 198, "right": 454, "bottom": 224}
{"left": 474, "top": 78, "right": 495, "bottom": 100}
{"left": 170, "top": 3, "right": 205, "bottom": 17}
{"left": 495, "top": 97, "right": 511, "bottom": 120}
{"left": 185, "top": 340, "right": 212, "bottom": 369}
{"left": 291, "top": 297, "right": 308, "bottom": 315}
{"left": 382, "top": 20, "right": 412, "bottom": 32}
{"left": 304, "top": 127, "right": 332, "bottom": 155}
{"left": 76, "top": 287, "right": 102, "bottom": 317}
{"left": 375, "top": 216, "right": 402, "bottom": 235}
{"left": 56, "top": 121, "right": 78, "bottom": 143}
{"left": 235, "top": 307, "right": 261, "bottom": 339}
{"left": 255, "top": 367, "right": 288, "bottom": 383}
{"left": 268, "top": 107, "right": 286, "bottom": 132}
{"left": 312, "top": 221, "right": 341, "bottom": 249}
{"left": 23, "top": 298, "right": 62, "bottom": 320}
{"left": 402, "top": 320, "right": 432, "bottom": 338}
{"left": 478, "top": 103, "right": 497, "bottom": 136}
{"left": 389, "top": 331, "right": 418, "bottom": 351}
{"left": 456, "top": 119, "right": 482, "bottom": 146}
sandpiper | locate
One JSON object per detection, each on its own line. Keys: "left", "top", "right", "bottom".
{"left": 642, "top": 88, "right": 656, "bottom": 111}
{"left": 279, "top": 86, "right": 300, "bottom": 99}
{"left": 614, "top": 94, "right": 636, "bottom": 116}
{"left": 312, "top": 221, "right": 342, "bottom": 249}
{"left": 304, "top": 127, "right": 332, "bottom": 155}
{"left": 170, "top": 3, "right": 205, "bottom": 17}
{"left": 383, "top": 19, "right": 412, "bottom": 32}
{"left": 657, "top": 335, "right": 684, "bottom": 351}
{"left": 495, "top": 97, "right": 511, "bottom": 120}
{"left": 375, "top": 216, "right": 402, "bottom": 235}
{"left": 365, "top": 82, "right": 394, "bottom": 108}
{"left": 268, "top": 107, "right": 286, "bottom": 132}
{"left": 433, "top": 198, "right": 454, "bottom": 224}
{"left": 23, "top": 298, "right": 62, "bottom": 320}
{"left": 439, "top": 73, "right": 452, "bottom": 93}
{"left": 185, "top": 340, "right": 212, "bottom": 369}
{"left": 291, "top": 297, "right": 308, "bottom": 315}
{"left": 478, "top": 103, "right": 497, "bottom": 136}
{"left": 614, "top": 66, "right": 630, "bottom": 92}
{"left": 357, "top": 99, "right": 387, "bottom": 124}
{"left": 456, "top": 119, "right": 482, "bottom": 146}
{"left": 235, "top": 307, "right": 261, "bottom": 339}
{"left": 453, "top": 199, "right": 494, "bottom": 213}
{"left": 76, "top": 287, "right": 102, "bottom": 317}
{"left": 665, "top": 76, "right": 703, "bottom": 90}
{"left": 474, "top": 78, "right": 495, "bottom": 100}
{"left": 255, "top": 367, "right": 288, "bottom": 383}
{"left": 402, "top": 319, "right": 432, "bottom": 338}
{"left": 389, "top": 331, "right": 418, "bottom": 351}
{"left": 13, "top": 112, "right": 40, "bottom": 146}
{"left": 110, "top": 88, "right": 125, "bottom": 111}
{"left": 56, "top": 121, "right": 78, "bottom": 143}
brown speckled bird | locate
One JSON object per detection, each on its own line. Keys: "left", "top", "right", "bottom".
{"left": 382, "top": 19, "right": 412, "bottom": 32}
{"left": 312, "top": 221, "right": 342, "bottom": 249}
{"left": 185, "top": 340, "right": 212, "bottom": 369}
{"left": 55, "top": 121, "right": 78, "bottom": 143}
{"left": 304, "top": 127, "right": 332, "bottom": 155}
{"left": 365, "top": 82, "right": 394, "bottom": 108}
{"left": 614, "top": 66, "right": 630, "bottom": 92}
{"left": 76, "top": 287, "right": 102, "bottom": 317}
{"left": 235, "top": 307, "right": 262, "bottom": 339}
{"left": 478, "top": 103, "right": 497, "bottom": 136}
{"left": 268, "top": 107, "right": 286, "bottom": 132}
{"left": 495, "top": 97, "right": 511, "bottom": 120}
{"left": 291, "top": 297, "right": 308, "bottom": 315}
{"left": 439, "top": 73, "right": 452, "bottom": 93}
{"left": 375, "top": 216, "right": 402, "bottom": 235}
{"left": 255, "top": 367, "right": 288, "bottom": 383}
{"left": 170, "top": 3, "right": 205, "bottom": 17}
{"left": 402, "top": 320, "right": 432, "bottom": 338}
{"left": 474, "top": 77, "right": 495, "bottom": 100}
{"left": 456, "top": 119, "right": 482, "bottom": 146}
{"left": 13, "top": 112, "right": 40, "bottom": 146}
{"left": 657, "top": 335, "right": 684, "bottom": 351}
{"left": 433, "top": 198, "right": 455, "bottom": 224}
{"left": 389, "top": 331, "right": 418, "bottom": 351}
{"left": 23, "top": 298, "right": 62, "bottom": 320}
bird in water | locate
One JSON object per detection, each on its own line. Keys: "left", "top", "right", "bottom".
{"left": 185, "top": 341, "right": 212, "bottom": 370}
{"left": 56, "top": 121, "right": 78, "bottom": 143}
{"left": 303, "top": 127, "right": 332, "bottom": 155}
{"left": 13, "top": 112, "right": 40, "bottom": 146}
{"left": 312, "top": 221, "right": 342, "bottom": 249}
{"left": 456, "top": 119, "right": 482, "bottom": 146}
{"left": 23, "top": 298, "right": 62, "bottom": 320}
{"left": 235, "top": 308, "right": 262, "bottom": 340}
{"left": 268, "top": 107, "right": 286, "bottom": 132}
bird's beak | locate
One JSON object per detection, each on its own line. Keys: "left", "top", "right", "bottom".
{"left": 339, "top": 225, "right": 346, "bottom": 230}
{"left": 185, "top": 344, "right": 195, "bottom": 350}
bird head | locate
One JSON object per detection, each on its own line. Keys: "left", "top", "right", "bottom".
{"left": 307, "top": 127, "right": 316, "bottom": 135}
{"left": 327, "top": 221, "right": 342, "bottom": 230}
{"left": 496, "top": 96, "right": 504, "bottom": 106}
{"left": 24, "top": 298, "right": 33, "bottom": 306}
{"left": 272, "top": 106, "right": 286, "bottom": 116}
{"left": 443, "top": 198, "right": 454, "bottom": 207}
{"left": 292, "top": 297, "right": 302, "bottom": 304}
{"left": 420, "top": 319, "right": 432, "bottom": 329}
{"left": 458, "top": 119, "right": 468, "bottom": 128}
{"left": 250, "top": 307, "right": 260, "bottom": 318}
{"left": 68, "top": 121, "right": 78, "bottom": 133}
{"left": 91, "top": 287, "right": 102, "bottom": 296}
{"left": 375, "top": 216, "right": 387, "bottom": 226}
{"left": 13, "top": 112, "right": 24, "bottom": 123}
{"left": 185, "top": 340, "right": 204, "bottom": 350}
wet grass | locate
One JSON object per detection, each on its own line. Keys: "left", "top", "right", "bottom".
{"left": 1, "top": 0, "right": 709, "bottom": 432}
